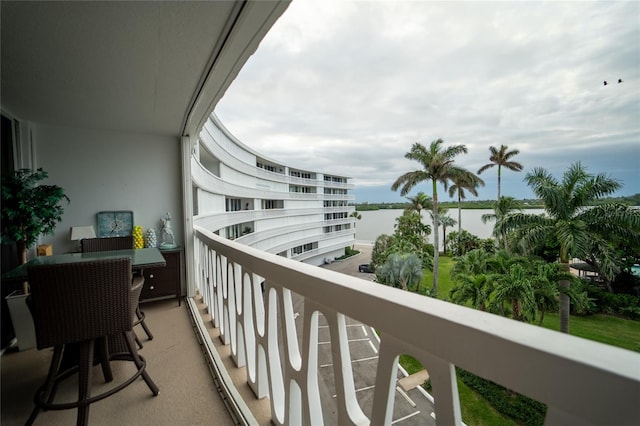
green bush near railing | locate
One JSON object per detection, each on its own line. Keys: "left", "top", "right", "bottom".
{"left": 456, "top": 368, "right": 547, "bottom": 426}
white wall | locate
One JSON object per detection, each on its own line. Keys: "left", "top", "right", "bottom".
{"left": 32, "top": 123, "right": 183, "bottom": 254}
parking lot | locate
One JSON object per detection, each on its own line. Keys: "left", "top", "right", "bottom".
{"left": 310, "top": 244, "right": 435, "bottom": 425}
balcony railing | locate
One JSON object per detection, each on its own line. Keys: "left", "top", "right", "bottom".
{"left": 191, "top": 226, "right": 640, "bottom": 425}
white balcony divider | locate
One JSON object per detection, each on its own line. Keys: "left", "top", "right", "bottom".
{"left": 191, "top": 225, "right": 640, "bottom": 425}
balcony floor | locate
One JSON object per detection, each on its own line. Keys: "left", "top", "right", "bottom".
{"left": 1, "top": 299, "right": 236, "bottom": 426}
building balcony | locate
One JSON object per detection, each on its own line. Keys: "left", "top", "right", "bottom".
{"left": 189, "top": 228, "right": 638, "bottom": 425}
{"left": 2, "top": 231, "right": 639, "bottom": 425}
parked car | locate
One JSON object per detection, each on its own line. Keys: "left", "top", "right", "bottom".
{"left": 358, "top": 264, "right": 373, "bottom": 273}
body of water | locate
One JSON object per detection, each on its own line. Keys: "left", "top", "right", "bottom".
{"left": 355, "top": 208, "right": 545, "bottom": 246}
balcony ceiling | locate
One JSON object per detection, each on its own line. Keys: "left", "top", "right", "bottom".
{"left": 1, "top": 1, "right": 288, "bottom": 137}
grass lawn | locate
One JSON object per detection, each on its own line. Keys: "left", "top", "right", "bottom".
{"left": 400, "top": 355, "right": 517, "bottom": 426}
{"left": 410, "top": 254, "right": 640, "bottom": 424}
{"left": 541, "top": 313, "right": 640, "bottom": 352}
{"left": 420, "top": 255, "right": 455, "bottom": 298}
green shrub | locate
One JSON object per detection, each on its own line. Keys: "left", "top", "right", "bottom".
{"left": 335, "top": 246, "right": 360, "bottom": 260}
{"left": 457, "top": 368, "right": 547, "bottom": 426}
{"left": 585, "top": 283, "right": 640, "bottom": 318}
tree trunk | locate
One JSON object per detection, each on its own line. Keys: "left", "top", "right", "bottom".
{"left": 17, "top": 241, "right": 29, "bottom": 294}
{"left": 538, "top": 308, "right": 546, "bottom": 326}
{"left": 512, "top": 299, "right": 523, "bottom": 321}
{"left": 457, "top": 194, "right": 462, "bottom": 252}
{"left": 432, "top": 180, "right": 439, "bottom": 295}
{"left": 442, "top": 227, "right": 447, "bottom": 255}
{"left": 559, "top": 262, "right": 571, "bottom": 333}
{"left": 497, "top": 166, "right": 501, "bottom": 201}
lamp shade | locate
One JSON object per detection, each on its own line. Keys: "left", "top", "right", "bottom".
{"left": 70, "top": 226, "right": 96, "bottom": 241}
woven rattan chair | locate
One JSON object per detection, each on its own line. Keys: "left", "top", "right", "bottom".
{"left": 26, "top": 258, "right": 159, "bottom": 426}
{"left": 81, "top": 236, "right": 153, "bottom": 344}
{"left": 80, "top": 235, "right": 133, "bottom": 252}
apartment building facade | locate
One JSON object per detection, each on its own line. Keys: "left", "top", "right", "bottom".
{"left": 192, "top": 114, "right": 355, "bottom": 266}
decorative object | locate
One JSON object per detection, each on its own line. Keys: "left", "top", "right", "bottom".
{"left": 1, "top": 168, "right": 69, "bottom": 293}
{"left": 97, "top": 210, "right": 133, "bottom": 237}
{"left": 37, "top": 245, "right": 53, "bottom": 256}
{"left": 5, "top": 291, "right": 36, "bottom": 351}
{"left": 70, "top": 225, "right": 96, "bottom": 251}
{"left": 145, "top": 228, "right": 157, "bottom": 248}
{"left": 132, "top": 226, "right": 144, "bottom": 249}
{"left": 160, "top": 212, "right": 176, "bottom": 249}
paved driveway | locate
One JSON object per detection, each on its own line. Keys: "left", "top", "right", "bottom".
{"left": 303, "top": 245, "right": 436, "bottom": 425}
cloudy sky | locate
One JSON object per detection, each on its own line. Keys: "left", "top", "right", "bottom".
{"left": 215, "top": 0, "right": 639, "bottom": 203}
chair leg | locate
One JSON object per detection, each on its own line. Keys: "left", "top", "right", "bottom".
{"left": 26, "top": 346, "right": 64, "bottom": 425}
{"left": 124, "top": 331, "right": 159, "bottom": 396}
{"left": 76, "top": 340, "right": 95, "bottom": 426}
{"left": 136, "top": 306, "right": 153, "bottom": 340}
{"left": 95, "top": 336, "right": 113, "bottom": 383}
{"left": 135, "top": 333, "right": 144, "bottom": 349}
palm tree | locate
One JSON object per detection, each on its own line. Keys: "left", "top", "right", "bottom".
{"left": 482, "top": 196, "right": 522, "bottom": 250}
{"left": 405, "top": 191, "right": 431, "bottom": 215}
{"left": 405, "top": 192, "right": 432, "bottom": 234}
{"left": 477, "top": 145, "right": 523, "bottom": 201}
{"left": 448, "top": 170, "right": 484, "bottom": 241}
{"left": 451, "top": 249, "right": 492, "bottom": 277}
{"left": 438, "top": 214, "right": 457, "bottom": 255}
{"left": 499, "top": 162, "right": 640, "bottom": 333}
{"left": 531, "top": 262, "right": 561, "bottom": 326}
{"left": 392, "top": 140, "right": 469, "bottom": 294}
{"left": 492, "top": 263, "right": 536, "bottom": 321}
{"left": 349, "top": 211, "right": 362, "bottom": 249}
{"left": 449, "top": 273, "right": 491, "bottom": 311}
{"left": 376, "top": 253, "right": 423, "bottom": 292}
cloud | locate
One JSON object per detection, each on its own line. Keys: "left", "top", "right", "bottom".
{"left": 215, "top": 0, "right": 640, "bottom": 202}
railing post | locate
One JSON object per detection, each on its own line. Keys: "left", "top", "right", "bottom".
{"left": 422, "top": 354, "right": 462, "bottom": 425}
{"left": 370, "top": 336, "right": 400, "bottom": 426}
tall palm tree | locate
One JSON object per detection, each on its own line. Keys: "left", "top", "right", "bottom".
{"left": 439, "top": 215, "right": 457, "bottom": 255}
{"left": 477, "top": 144, "right": 523, "bottom": 201}
{"left": 349, "top": 211, "right": 362, "bottom": 249}
{"left": 448, "top": 169, "right": 484, "bottom": 245}
{"left": 482, "top": 196, "right": 522, "bottom": 250}
{"left": 500, "top": 162, "right": 640, "bottom": 333}
{"left": 391, "top": 139, "right": 469, "bottom": 294}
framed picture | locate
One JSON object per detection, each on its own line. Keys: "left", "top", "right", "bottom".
{"left": 97, "top": 210, "right": 134, "bottom": 237}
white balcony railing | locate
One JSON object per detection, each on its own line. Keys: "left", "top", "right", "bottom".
{"left": 190, "top": 226, "right": 640, "bottom": 425}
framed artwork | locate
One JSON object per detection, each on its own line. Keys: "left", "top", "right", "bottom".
{"left": 97, "top": 210, "right": 134, "bottom": 237}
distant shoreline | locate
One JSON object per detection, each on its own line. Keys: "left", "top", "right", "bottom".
{"left": 354, "top": 193, "right": 640, "bottom": 211}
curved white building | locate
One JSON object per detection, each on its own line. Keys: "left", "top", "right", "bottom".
{"left": 192, "top": 114, "right": 356, "bottom": 266}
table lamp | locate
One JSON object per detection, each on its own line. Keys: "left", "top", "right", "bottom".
{"left": 70, "top": 226, "right": 96, "bottom": 251}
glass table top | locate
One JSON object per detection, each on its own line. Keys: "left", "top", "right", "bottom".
{"left": 2, "top": 248, "right": 166, "bottom": 282}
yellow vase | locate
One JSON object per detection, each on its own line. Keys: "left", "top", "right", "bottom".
{"left": 132, "top": 225, "right": 144, "bottom": 249}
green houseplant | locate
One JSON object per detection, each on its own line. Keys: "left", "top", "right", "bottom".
{"left": 1, "top": 168, "right": 69, "bottom": 350}
{"left": 1, "top": 168, "right": 69, "bottom": 284}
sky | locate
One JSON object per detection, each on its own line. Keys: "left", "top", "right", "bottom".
{"left": 215, "top": 0, "right": 639, "bottom": 203}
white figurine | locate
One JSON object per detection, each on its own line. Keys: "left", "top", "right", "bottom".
{"left": 161, "top": 212, "right": 176, "bottom": 248}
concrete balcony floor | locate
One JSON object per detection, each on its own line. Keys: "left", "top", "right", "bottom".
{"left": 1, "top": 299, "right": 237, "bottom": 426}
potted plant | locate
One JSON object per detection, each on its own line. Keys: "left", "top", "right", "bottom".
{"left": 1, "top": 168, "right": 69, "bottom": 350}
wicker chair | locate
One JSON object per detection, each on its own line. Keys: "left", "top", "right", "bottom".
{"left": 26, "top": 258, "right": 159, "bottom": 426}
{"left": 80, "top": 235, "right": 133, "bottom": 252}
{"left": 81, "top": 236, "right": 153, "bottom": 344}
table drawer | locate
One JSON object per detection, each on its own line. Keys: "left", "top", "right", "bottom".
{"left": 140, "top": 249, "right": 181, "bottom": 304}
